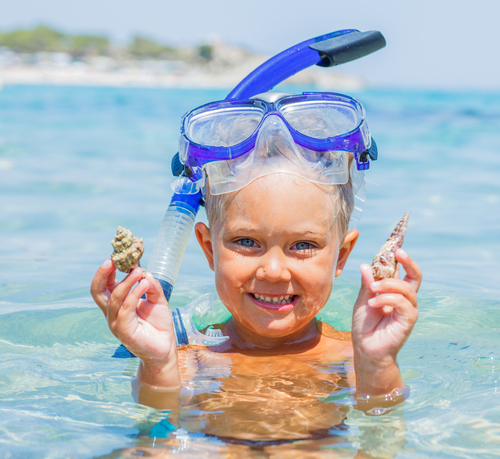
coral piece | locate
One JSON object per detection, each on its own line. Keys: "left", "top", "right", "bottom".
{"left": 111, "top": 226, "right": 144, "bottom": 273}
{"left": 371, "top": 212, "right": 409, "bottom": 281}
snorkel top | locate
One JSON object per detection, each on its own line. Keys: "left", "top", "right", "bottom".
{"left": 148, "top": 29, "right": 386, "bottom": 347}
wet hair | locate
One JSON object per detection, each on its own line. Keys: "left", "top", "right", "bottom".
{"left": 205, "top": 153, "right": 355, "bottom": 239}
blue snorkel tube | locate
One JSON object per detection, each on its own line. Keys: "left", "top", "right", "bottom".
{"left": 146, "top": 29, "right": 385, "bottom": 348}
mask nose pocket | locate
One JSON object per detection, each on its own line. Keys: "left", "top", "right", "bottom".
{"left": 253, "top": 115, "right": 300, "bottom": 161}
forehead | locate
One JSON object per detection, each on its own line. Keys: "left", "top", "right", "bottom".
{"left": 217, "top": 174, "right": 337, "bottom": 234}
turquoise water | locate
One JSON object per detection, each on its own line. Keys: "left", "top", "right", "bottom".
{"left": 1, "top": 85, "right": 499, "bottom": 457}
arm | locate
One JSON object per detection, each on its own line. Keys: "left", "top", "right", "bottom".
{"left": 90, "top": 260, "right": 181, "bottom": 393}
{"left": 351, "top": 249, "right": 421, "bottom": 407}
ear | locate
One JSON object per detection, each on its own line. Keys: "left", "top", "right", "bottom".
{"left": 195, "top": 222, "right": 215, "bottom": 271}
{"left": 335, "top": 229, "right": 359, "bottom": 278}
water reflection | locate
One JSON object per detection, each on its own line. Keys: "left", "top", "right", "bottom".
{"left": 99, "top": 347, "right": 409, "bottom": 458}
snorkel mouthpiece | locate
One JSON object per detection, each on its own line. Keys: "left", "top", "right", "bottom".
{"left": 171, "top": 294, "right": 229, "bottom": 347}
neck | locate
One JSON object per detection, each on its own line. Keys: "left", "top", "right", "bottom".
{"left": 223, "top": 318, "right": 321, "bottom": 353}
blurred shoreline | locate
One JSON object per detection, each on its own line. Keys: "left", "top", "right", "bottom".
{"left": 0, "top": 49, "right": 364, "bottom": 90}
{"left": 0, "top": 58, "right": 364, "bottom": 90}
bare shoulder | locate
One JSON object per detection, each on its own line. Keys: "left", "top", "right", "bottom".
{"left": 313, "top": 321, "right": 353, "bottom": 362}
{"left": 317, "top": 320, "right": 351, "bottom": 341}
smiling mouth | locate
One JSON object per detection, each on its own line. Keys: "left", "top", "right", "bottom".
{"left": 250, "top": 293, "right": 298, "bottom": 305}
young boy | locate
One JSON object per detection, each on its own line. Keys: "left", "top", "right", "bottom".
{"left": 91, "top": 91, "right": 421, "bottom": 440}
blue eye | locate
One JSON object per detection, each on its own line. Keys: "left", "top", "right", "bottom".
{"left": 294, "top": 242, "right": 314, "bottom": 250}
{"left": 238, "top": 238, "right": 255, "bottom": 247}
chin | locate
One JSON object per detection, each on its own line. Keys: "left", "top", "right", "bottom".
{"left": 246, "top": 316, "right": 307, "bottom": 338}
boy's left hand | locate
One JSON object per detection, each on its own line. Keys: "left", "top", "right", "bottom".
{"left": 351, "top": 249, "right": 421, "bottom": 395}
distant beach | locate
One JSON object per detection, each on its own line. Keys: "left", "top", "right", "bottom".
{"left": 0, "top": 52, "right": 364, "bottom": 90}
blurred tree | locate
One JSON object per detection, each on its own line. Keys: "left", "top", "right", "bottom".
{"left": 128, "top": 36, "right": 177, "bottom": 59}
{"left": 0, "top": 26, "right": 64, "bottom": 53}
{"left": 0, "top": 26, "right": 243, "bottom": 64}
{"left": 198, "top": 44, "right": 213, "bottom": 62}
{"left": 0, "top": 26, "right": 110, "bottom": 58}
{"left": 69, "top": 35, "right": 110, "bottom": 58}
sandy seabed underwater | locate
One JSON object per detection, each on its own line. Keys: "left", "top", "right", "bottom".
{"left": 0, "top": 85, "right": 500, "bottom": 458}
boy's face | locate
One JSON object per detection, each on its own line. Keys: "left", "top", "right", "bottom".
{"left": 196, "top": 174, "right": 357, "bottom": 342}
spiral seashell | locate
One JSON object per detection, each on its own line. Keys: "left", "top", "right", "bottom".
{"left": 371, "top": 212, "right": 409, "bottom": 281}
{"left": 110, "top": 226, "right": 144, "bottom": 273}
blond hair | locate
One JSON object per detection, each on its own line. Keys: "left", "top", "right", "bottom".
{"left": 204, "top": 153, "right": 355, "bottom": 239}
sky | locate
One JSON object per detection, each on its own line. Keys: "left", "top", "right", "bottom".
{"left": 1, "top": 0, "right": 499, "bottom": 89}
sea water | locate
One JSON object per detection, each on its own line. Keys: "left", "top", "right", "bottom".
{"left": 0, "top": 85, "right": 499, "bottom": 458}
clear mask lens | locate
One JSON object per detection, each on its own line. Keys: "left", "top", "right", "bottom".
{"left": 184, "top": 96, "right": 362, "bottom": 150}
{"left": 186, "top": 105, "right": 263, "bottom": 147}
{"left": 204, "top": 115, "right": 350, "bottom": 195}
{"left": 281, "top": 100, "right": 359, "bottom": 138}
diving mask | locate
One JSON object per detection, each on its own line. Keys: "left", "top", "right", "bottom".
{"left": 178, "top": 91, "right": 377, "bottom": 196}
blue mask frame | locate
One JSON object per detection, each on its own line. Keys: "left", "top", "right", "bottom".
{"left": 179, "top": 92, "right": 376, "bottom": 171}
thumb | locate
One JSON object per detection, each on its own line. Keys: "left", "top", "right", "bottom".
{"left": 354, "top": 264, "right": 376, "bottom": 308}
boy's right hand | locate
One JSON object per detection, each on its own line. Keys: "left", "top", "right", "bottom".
{"left": 90, "top": 259, "right": 180, "bottom": 386}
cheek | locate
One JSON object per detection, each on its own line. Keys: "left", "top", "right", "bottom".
{"left": 298, "top": 251, "right": 337, "bottom": 308}
{"left": 213, "top": 247, "right": 253, "bottom": 296}
{"left": 214, "top": 248, "right": 241, "bottom": 280}
{"left": 213, "top": 255, "right": 255, "bottom": 324}
{"left": 305, "top": 249, "right": 337, "bottom": 285}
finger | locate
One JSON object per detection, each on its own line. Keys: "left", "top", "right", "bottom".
{"left": 128, "top": 277, "right": 151, "bottom": 305}
{"left": 90, "top": 259, "right": 116, "bottom": 313}
{"left": 354, "top": 264, "right": 376, "bottom": 308}
{"left": 119, "top": 278, "right": 150, "bottom": 322}
{"left": 110, "top": 278, "right": 150, "bottom": 343}
{"left": 367, "top": 293, "right": 419, "bottom": 323}
{"left": 143, "top": 273, "right": 169, "bottom": 306}
{"left": 111, "top": 275, "right": 152, "bottom": 343}
{"left": 394, "top": 262, "right": 400, "bottom": 280}
{"left": 105, "top": 264, "right": 118, "bottom": 293}
{"left": 396, "top": 249, "right": 422, "bottom": 292}
{"left": 107, "top": 267, "right": 144, "bottom": 324}
{"left": 370, "top": 278, "right": 418, "bottom": 309}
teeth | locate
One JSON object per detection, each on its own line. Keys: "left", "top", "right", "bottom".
{"left": 253, "top": 294, "right": 294, "bottom": 304}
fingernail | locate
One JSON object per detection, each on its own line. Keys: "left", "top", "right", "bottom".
{"left": 142, "top": 279, "right": 150, "bottom": 290}
{"left": 371, "top": 281, "right": 381, "bottom": 289}
{"left": 368, "top": 298, "right": 376, "bottom": 306}
{"left": 102, "top": 259, "right": 112, "bottom": 269}
{"left": 398, "top": 248, "right": 407, "bottom": 256}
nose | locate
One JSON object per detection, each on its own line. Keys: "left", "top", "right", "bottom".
{"left": 256, "top": 248, "right": 292, "bottom": 283}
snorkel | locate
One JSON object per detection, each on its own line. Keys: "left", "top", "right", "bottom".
{"left": 147, "top": 29, "right": 386, "bottom": 347}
